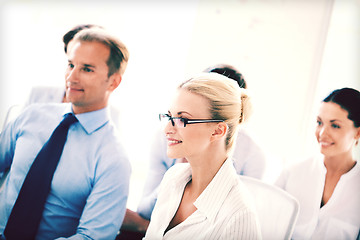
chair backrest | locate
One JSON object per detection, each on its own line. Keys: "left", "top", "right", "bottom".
{"left": 239, "top": 175, "right": 299, "bottom": 240}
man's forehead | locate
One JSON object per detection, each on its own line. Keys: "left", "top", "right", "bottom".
{"left": 67, "top": 40, "right": 110, "bottom": 64}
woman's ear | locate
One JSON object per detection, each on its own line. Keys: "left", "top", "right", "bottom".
{"left": 355, "top": 127, "right": 360, "bottom": 145}
{"left": 211, "top": 122, "right": 227, "bottom": 141}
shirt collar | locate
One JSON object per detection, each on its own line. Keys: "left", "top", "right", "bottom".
{"left": 62, "top": 104, "right": 110, "bottom": 134}
{"left": 342, "top": 160, "right": 360, "bottom": 179}
{"left": 194, "top": 158, "right": 237, "bottom": 222}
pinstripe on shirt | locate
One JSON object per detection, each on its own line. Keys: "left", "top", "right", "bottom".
{"left": 144, "top": 158, "right": 262, "bottom": 240}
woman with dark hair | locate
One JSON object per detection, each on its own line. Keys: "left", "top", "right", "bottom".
{"left": 276, "top": 87, "right": 360, "bottom": 239}
{"left": 204, "top": 63, "right": 247, "bottom": 89}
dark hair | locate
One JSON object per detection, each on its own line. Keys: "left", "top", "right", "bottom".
{"left": 204, "top": 64, "right": 247, "bottom": 89}
{"left": 63, "top": 24, "right": 102, "bottom": 53}
{"left": 323, "top": 87, "right": 360, "bottom": 127}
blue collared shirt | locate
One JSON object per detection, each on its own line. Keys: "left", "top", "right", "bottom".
{"left": 0, "top": 103, "right": 131, "bottom": 240}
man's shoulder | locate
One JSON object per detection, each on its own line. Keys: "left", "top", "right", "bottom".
{"left": 24, "top": 102, "right": 67, "bottom": 115}
{"left": 235, "top": 129, "right": 263, "bottom": 151}
{"left": 92, "top": 125, "right": 129, "bottom": 161}
{"left": 14, "top": 103, "right": 67, "bottom": 126}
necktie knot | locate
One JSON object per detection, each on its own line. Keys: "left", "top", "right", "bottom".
{"left": 60, "top": 113, "right": 78, "bottom": 127}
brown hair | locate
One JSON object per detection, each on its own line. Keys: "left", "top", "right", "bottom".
{"left": 72, "top": 28, "right": 129, "bottom": 77}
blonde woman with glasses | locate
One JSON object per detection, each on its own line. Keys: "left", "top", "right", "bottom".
{"left": 144, "top": 73, "right": 261, "bottom": 239}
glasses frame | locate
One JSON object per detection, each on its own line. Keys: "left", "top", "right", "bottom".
{"left": 159, "top": 113, "right": 224, "bottom": 128}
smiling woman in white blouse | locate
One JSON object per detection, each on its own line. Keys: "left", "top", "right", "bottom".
{"left": 144, "top": 73, "right": 261, "bottom": 240}
{"left": 276, "top": 87, "right": 360, "bottom": 240}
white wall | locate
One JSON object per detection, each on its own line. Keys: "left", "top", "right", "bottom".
{"left": 0, "top": 0, "right": 359, "bottom": 208}
{"left": 0, "top": 0, "right": 201, "bottom": 209}
{"left": 310, "top": 0, "right": 360, "bottom": 159}
{"left": 184, "top": 0, "right": 335, "bottom": 181}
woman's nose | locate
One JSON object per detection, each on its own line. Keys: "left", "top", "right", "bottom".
{"left": 319, "top": 125, "right": 327, "bottom": 136}
{"left": 164, "top": 119, "right": 175, "bottom": 134}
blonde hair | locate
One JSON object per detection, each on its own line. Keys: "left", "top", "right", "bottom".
{"left": 179, "top": 73, "right": 252, "bottom": 151}
{"left": 72, "top": 28, "right": 129, "bottom": 77}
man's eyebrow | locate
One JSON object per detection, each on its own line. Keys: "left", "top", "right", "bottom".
{"left": 83, "top": 64, "right": 95, "bottom": 68}
{"left": 66, "top": 60, "right": 95, "bottom": 68}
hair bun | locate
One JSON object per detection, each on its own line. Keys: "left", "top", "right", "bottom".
{"left": 239, "top": 89, "right": 252, "bottom": 124}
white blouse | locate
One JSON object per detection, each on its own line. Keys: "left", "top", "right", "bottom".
{"left": 144, "top": 158, "right": 262, "bottom": 240}
{"left": 276, "top": 155, "right": 360, "bottom": 240}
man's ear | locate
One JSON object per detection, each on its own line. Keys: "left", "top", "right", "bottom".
{"left": 211, "top": 122, "right": 227, "bottom": 141}
{"left": 108, "top": 73, "right": 122, "bottom": 91}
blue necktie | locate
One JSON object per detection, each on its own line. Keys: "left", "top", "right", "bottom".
{"left": 4, "top": 113, "right": 78, "bottom": 240}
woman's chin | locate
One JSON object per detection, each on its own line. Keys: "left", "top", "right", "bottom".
{"left": 167, "top": 151, "right": 181, "bottom": 160}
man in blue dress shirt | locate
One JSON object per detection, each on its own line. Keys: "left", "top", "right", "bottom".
{"left": 0, "top": 27, "right": 131, "bottom": 239}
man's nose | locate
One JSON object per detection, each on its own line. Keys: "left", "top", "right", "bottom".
{"left": 66, "top": 67, "right": 79, "bottom": 82}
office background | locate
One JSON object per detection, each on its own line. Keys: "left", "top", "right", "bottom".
{"left": 0, "top": 0, "right": 359, "bottom": 209}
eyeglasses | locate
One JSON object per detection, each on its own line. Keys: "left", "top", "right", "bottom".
{"left": 159, "top": 113, "right": 224, "bottom": 128}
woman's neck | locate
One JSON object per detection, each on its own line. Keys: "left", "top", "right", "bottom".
{"left": 187, "top": 152, "right": 227, "bottom": 197}
{"left": 324, "top": 152, "right": 356, "bottom": 175}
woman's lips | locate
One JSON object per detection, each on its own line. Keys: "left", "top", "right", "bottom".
{"left": 167, "top": 138, "right": 182, "bottom": 146}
